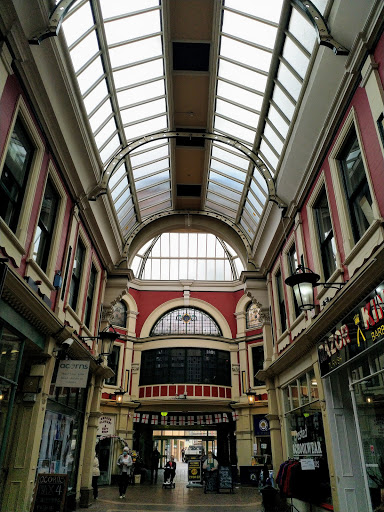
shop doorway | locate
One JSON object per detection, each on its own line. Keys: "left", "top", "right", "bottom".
{"left": 98, "top": 438, "right": 113, "bottom": 485}
{"left": 133, "top": 422, "right": 236, "bottom": 469}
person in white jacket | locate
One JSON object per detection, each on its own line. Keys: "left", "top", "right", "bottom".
{"left": 117, "top": 447, "right": 133, "bottom": 498}
{"left": 92, "top": 454, "right": 100, "bottom": 499}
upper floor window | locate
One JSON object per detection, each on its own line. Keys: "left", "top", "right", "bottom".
{"left": 68, "top": 238, "right": 85, "bottom": 311}
{"left": 84, "top": 264, "right": 97, "bottom": 328}
{"left": 111, "top": 301, "right": 127, "bottom": 328}
{"left": 150, "top": 307, "right": 222, "bottom": 337}
{"left": 276, "top": 270, "right": 287, "bottom": 333}
{"left": 338, "top": 128, "right": 373, "bottom": 244}
{"left": 252, "top": 345, "right": 264, "bottom": 386}
{"left": 32, "top": 177, "right": 60, "bottom": 272}
{"left": 313, "top": 187, "right": 336, "bottom": 281}
{"left": 246, "top": 302, "right": 262, "bottom": 329}
{"left": 0, "top": 118, "right": 34, "bottom": 232}
{"left": 140, "top": 347, "right": 231, "bottom": 386}
{"left": 105, "top": 345, "right": 120, "bottom": 386}
{"left": 287, "top": 244, "right": 301, "bottom": 318}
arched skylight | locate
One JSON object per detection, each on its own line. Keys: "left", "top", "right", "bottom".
{"left": 132, "top": 232, "right": 244, "bottom": 281}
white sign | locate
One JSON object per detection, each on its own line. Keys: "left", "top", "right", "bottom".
{"left": 98, "top": 415, "right": 115, "bottom": 436}
{"left": 300, "top": 458, "right": 315, "bottom": 471}
{"left": 56, "top": 360, "right": 90, "bottom": 388}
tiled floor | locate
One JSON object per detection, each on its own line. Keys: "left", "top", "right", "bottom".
{"left": 90, "top": 462, "right": 265, "bottom": 512}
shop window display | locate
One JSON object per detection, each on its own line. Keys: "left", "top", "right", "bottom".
{"left": 36, "top": 360, "right": 88, "bottom": 498}
{"left": 350, "top": 344, "right": 384, "bottom": 511}
{"left": 282, "top": 369, "right": 332, "bottom": 506}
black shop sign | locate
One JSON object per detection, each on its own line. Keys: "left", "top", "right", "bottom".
{"left": 31, "top": 474, "right": 68, "bottom": 512}
{"left": 188, "top": 459, "right": 202, "bottom": 483}
{"left": 318, "top": 282, "right": 384, "bottom": 377}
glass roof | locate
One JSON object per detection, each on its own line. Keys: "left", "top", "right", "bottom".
{"left": 132, "top": 232, "right": 244, "bottom": 281}
{"left": 60, "top": 0, "right": 326, "bottom": 243}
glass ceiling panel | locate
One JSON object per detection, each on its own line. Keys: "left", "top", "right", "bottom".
{"left": 111, "top": 178, "right": 128, "bottom": 200}
{"left": 211, "top": 159, "right": 247, "bottom": 182}
{"left": 99, "top": 0, "right": 159, "bottom": 18}
{"left": 224, "top": 0, "right": 284, "bottom": 23}
{"left": 205, "top": 201, "right": 236, "bottom": 219}
{"left": 222, "top": 11, "right": 278, "bottom": 49}
{"left": 99, "top": 135, "right": 121, "bottom": 164}
{"left": 120, "top": 98, "right": 166, "bottom": 125}
{"left": 216, "top": 99, "right": 259, "bottom": 128}
{"left": 109, "top": 163, "right": 126, "bottom": 189}
{"left": 109, "top": 36, "right": 162, "bottom": 68}
{"left": 260, "top": 140, "right": 279, "bottom": 170}
{"left": 89, "top": 99, "right": 113, "bottom": 133}
{"left": 277, "top": 62, "right": 302, "bottom": 101}
{"left": 103, "top": 11, "right": 161, "bottom": 46}
{"left": 272, "top": 85, "right": 295, "bottom": 120}
{"left": 94, "top": 118, "right": 117, "bottom": 148}
{"left": 69, "top": 31, "right": 99, "bottom": 72}
{"left": 117, "top": 80, "right": 165, "bottom": 108}
{"left": 207, "top": 192, "right": 239, "bottom": 211}
{"left": 124, "top": 114, "right": 167, "bottom": 141}
{"left": 113, "top": 59, "right": 164, "bottom": 89}
{"left": 133, "top": 158, "right": 169, "bottom": 179}
{"left": 211, "top": 143, "right": 249, "bottom": 170}
{"left": 135, "top": 170, "right": 169, "bottom": 190}
{"left": 215, "top": 117, "right": 255, "bottom": 146}
{"left": 267, "top": 105, "right": 289, "bottom": 139}
{"left": 141, "top": 201, "right": 172, "bottom": 218}
{"left": 209, "top": 171, "right": 244, "bottom": 192}
{"left": 217, "top": 81, "right": 263, "bottom": 113}
{"left": 208, "top": 182, "right": 242, "bottom": 202}
{"left": 250, "top": 176, "right": 268, "bottom": 199}
{"left": 289, "top": 7, "right": 317, "bottom": 51}
{"left": 140, "top": 191, "right": 170, "bottom": 209}
{"left": 137, "top": 181, "right": 170, "bottom": 201}
{"left": 218, "top": 60, "right": 268, "bottom": 93}
{"left": 63, "top": 3, "right": 94, "bottom": 47}
{"left": 220, "top": 36, "right": 272, "bottom": 73}
{"left": 263, "top": 124, "right": 284, "bottom": 154}
{"left": 247, "top": 189, "right": 263, "bottom": 215}
{"left": 131, "top": 144, "right": 169, "bottom": 167}
{"left": 83, "top": 80, "right": 109, "bottom": 114}
{"left": 283, "top": 37, "right": 309, "bottom": 80}
{"left": 76, "top": 56, "right": 104, "bottom": 94}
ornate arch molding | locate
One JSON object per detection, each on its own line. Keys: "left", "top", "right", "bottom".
{"left": 139, "top": 298, "right": 232, "bottom": 339}
{"left": 120, "top": 211, "right": 253, "bottom": 268}
{"left": 87, "top": 131, "right": 285, "bottom": 209}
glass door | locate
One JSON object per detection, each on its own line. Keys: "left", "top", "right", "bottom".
{"left": 350, "top": 345, "right": 384, "bottom": 511}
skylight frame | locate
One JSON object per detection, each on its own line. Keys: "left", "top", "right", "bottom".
{"left": 208, "top": 0, "right": 321, "bottom": 244}
{"left": 61, "top": 0, "right": 170, "bottom": 237}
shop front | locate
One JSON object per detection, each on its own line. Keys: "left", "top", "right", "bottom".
{"left": 320, "top": 281, "right": 384, "bottom": 512}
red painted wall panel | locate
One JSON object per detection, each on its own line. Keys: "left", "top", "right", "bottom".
{"left": 129, "top": 288, "right": 245, "bottom": 338}
{"left": 192, "top": 290, "right": 244, "bottom": 338}
{"left": 374, "top": 32, "right": 384, "bottom": 85}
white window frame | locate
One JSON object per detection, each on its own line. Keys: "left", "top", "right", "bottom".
{"left": 306, "top": 172, "right": 343, "bottom": 303}
{"left": 26, "top": 162, "right": 67, "bottom": 295}
{"left": 65, "top": 226, "right": 91, "bottom": 325}
{"left": 0, "top": 97, "right": 44, "bottom": 266}
{"left": 282, "top": 232, "right": 305, "bottom": 330}
{"left": 271, "top": 263, "right": 289, "bottom": 343}
{"left": 328, "top": 108, "right": 382, "bottom": 275}
{"left": 81, "top": 253, "right": 102, "bottom": 334}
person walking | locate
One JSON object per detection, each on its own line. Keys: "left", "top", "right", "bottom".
{"left": 117, "top": 446, "right": 133, "bottom": 498}
{"left": 92, "top": 453, "right": 100, "bottom": 500}
{"left": 151, "top": 447, "right": 160, "bottom": 483}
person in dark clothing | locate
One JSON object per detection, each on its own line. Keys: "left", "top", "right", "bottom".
{"left": 151, "top": 447, "right": 161, "bottom": 483}
{"left": 164, "top": 456, "right": 176, "bottom": 483}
